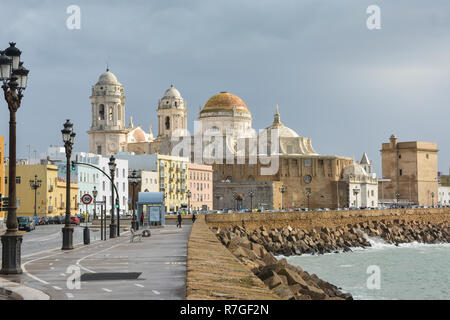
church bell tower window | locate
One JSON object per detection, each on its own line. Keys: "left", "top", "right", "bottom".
{"left": 99, "top": 104, "right": 105, "bottom": 120}
{"left": 165, "top": 116, "right": 170, "bottom": 130}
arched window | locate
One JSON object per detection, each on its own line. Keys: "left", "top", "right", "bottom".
{"left": 248, "top": 176, "right": 255, "bottom": 182}
{"left": 99, "top": 104, "right": 105, "bottom": 120}
{"left": 108, "top": 107, "right": 113, "bottom": 121}
{"left": 165, "top": 116, "right": 170, "bottom": 130}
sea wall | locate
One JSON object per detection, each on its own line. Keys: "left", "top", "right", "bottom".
{"left": 205, "top": 207, "right": 450, "bottom": 231}
{"left": 185, "top": 215, "right": 279, "bottom": 300}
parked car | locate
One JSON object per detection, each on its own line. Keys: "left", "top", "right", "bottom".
{"left": 37, "top": 216, "right": 47, "bottom": 225}
{"left": 17, "top": 216, "right": 36, "bottom": 231}
{"left": 70, "top": 216, "right": 80, "bottom": 225}
{"left": 32, "top": 216, "right": 40, "bottom": 226}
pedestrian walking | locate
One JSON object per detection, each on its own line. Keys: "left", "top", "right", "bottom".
{"left": 140, "top": 213, "right": 144, "bottom": 227}
{"left": 192, "top": 212, "right": 196, "bottom": 223}
{"left": 177, "top": 212, "right": 182, "bottom": 228}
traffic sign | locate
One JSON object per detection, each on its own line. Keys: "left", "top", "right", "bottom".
{"left": 81, "top": 194, "right": 93, "bottom": 205}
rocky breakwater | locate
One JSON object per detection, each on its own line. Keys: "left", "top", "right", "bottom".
{"left": 217, "top": 220, "right": 450, "bottom": 257}
{"left": 213, "top": 226, "right": 353, "bottom": 300}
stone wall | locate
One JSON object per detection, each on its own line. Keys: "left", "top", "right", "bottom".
{"left": 185, "top": 215, "right": 279, "bottom": 300}
{"left": 205, "top": 208, "right": 450, "bottom": 231}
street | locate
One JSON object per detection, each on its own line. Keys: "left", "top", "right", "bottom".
{"left": 1, "top": 219, "right": 192, "bottom": 300}
{"left": 20, "top": 224, "right": 106, "bottom": 257}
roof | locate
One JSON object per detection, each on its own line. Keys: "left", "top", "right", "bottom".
{"left": 137, "top": 192, "right": 164, "bottom": 204}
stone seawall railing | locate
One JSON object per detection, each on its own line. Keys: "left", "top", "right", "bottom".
{"left": 185, "top": 215, "right": 279, "bottom": 300}
{"left": 205, "top": 208, "right": 450, "bottom": 231}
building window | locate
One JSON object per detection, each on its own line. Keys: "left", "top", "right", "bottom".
{"left": 165, "top": 116, "right": 170, "bottom": 130}
{"left": 305, "top": 159, "right": 311, "bottom": 167}
{"left": 426, "top": 154, "right": 429, "bottom": 159}
{"left": 97, "top": 146, "right": 102, "bottom": 154}
{"left": 109, "top": 107, "right": 113, "bottom": 121}
{"left": 99, "top": 104, "right": 105, "bottom": 120}
{"left": 398, "top": 154, "right": 401, "bottom": 159}
{"left": 399, "top": 169, "right": 403, "bottom": 176}
{"left": 16, "top": 176, "right": 21, "bottom": 184}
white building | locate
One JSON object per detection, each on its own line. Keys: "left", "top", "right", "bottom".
{"left": 34, "top": 146, "right": 129, "bottom": 215}
{"left": 438, "top": 186, "right": 450, "bottom": 206}
{"left": 342, "top": 153, "right": 378, "bottom": 208}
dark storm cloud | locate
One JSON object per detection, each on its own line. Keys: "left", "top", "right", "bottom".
{"left": 0, "top": 0, "right": 449, "bottom": 174}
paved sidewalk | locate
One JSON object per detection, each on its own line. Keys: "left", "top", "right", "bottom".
{"left": 0, "top": 222, "right": 192, "bottom": 300}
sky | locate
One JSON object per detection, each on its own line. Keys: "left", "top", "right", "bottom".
{"left": 0, "top": 0, "right": 449, "bottom": 176}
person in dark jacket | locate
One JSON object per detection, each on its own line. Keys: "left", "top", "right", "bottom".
{"left": 177, "top": 212, "right": 182, "bottom": 228}
{"left": 192, "top": 212, "right": 196, "bottom": 223}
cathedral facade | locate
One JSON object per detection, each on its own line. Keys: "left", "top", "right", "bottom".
{"left": 87, "top": 69, "right": 378, "bottom": 209}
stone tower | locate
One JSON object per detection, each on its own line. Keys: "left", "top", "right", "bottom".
{"left": 88, "top": 69, "right": 129, "bottom": 155}
{"left": 157, "top": 85, "right": 187, "bottom": 139}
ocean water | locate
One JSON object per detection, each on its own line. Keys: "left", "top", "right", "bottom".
{"left": 284, "top": 237, "right": 450, "bottom": 300}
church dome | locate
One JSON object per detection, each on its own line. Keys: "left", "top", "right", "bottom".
{"left": 163, "top": 85, "right": 182, "bottom": 98}
{"left": 200, "top": 92, "right": 250, "bottom": 115}
{"left": 262, "top": 105, "right": 300, "bottom": 138}
{"left": 97, "top": 69, "right": 121, "bottom": 85}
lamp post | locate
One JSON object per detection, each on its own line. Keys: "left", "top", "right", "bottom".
{"left": 395, "top": 192, "right": 400, "bottom": 208}
{"left": 29, "top": 175, "right": 42, "bottom": 217}
{"left": 0, "top": 42, "right": 29, "bottom": 274}
{"left": 109, "top": 155, "right": 117, "bottom": 238}
{"left": 187, "top": 190, "right": 192, "bottom": 213}
{"left": 92, "top": 186, "right": 98, "bottom": 220}
{"left": 279, "top": 185, "right": 286, "bottom": 211}
{"left": 232, "top": 192, "right": 238, "bottom": 211}
{"left": 305, "top": 189, "right": 311, "bottom": 210}
{"left": 431, "top": 192, "right": 435, "bottom": 207}
{"left": 353, "top": 187, "right": 360, "bottom": 208}
{"left": 128, "top": 169, "right": 140, "bottom": 231}
{"left": 248, "top": 190, "right": 255, "bottom": 211}
{"left": 214, "top": 193, "right": 221, "bottom": 210}
{"left": 61, "top": 120, "right": 76, "bottom": 250}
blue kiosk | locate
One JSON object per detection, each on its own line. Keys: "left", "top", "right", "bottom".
{"left": 137, "top": 192, "right": 165, "bottom": 227}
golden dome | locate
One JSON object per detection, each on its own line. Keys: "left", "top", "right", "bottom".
{"left": 200, "top": 92, "right": 250, "bottom": 115}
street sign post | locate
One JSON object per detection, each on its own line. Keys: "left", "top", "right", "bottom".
{"left": 81, "top": 194, "right": 93, "bottom": 245}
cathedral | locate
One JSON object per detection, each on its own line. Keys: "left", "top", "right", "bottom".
{"left": 88, "top": 69, "right": 378, "bottom": 209}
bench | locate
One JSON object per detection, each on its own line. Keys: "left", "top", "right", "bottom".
{"left": 130, "top": 228, "right": 143, "bottom": 243}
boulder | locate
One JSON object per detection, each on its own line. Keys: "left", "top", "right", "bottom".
{"left": 263, "top": 271, "right": 283, "bottom": 289}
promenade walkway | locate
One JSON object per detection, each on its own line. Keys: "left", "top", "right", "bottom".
{"left": 0, "top": 221, "right": 192, "bottom": 300}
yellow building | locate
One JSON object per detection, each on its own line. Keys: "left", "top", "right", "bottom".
{"left": 157, "top": 154, "right": 189, "bottom": 212}
{"left": 5, "top": 164, "right": 79, "bottom": 217}
{"left": 0, "top": 136, "right": 5, "bottom": 220}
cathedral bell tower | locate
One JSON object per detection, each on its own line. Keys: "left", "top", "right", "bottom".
{"left": 88, "top": 69, "right": 129, "bottom": 155}
{"left": 157, "top": 85, "right": 187, "bottom": 139}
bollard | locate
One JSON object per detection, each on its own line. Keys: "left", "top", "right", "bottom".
{"left": 83, "top": 226, "right": 90, "bottom": 245}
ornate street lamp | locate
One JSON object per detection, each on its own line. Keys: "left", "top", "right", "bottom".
{"left": 109, "top": 155, "right": 117, "bottom": 238}
{"left": 305, "top": 189, "right": 311, "bottom": 210}
{"left": 29, "top": 175, "right": 42, "bottom": 217}
{"left": 248, "top": 190, "right": 255, "bottom": 211}
{"left": 128, "top": 169, "right": 140, "bottom": 231}
{"left": 1, "top": 42, "right": 29, "bottom": 274}
{"left": 395, "top": 192, "right": 400, "bottom": 207}
{"left": 353, "top": 187, "right": 360, "bottom": 208}
{"left": 92, "top": 186, "right": 98, "bottom": 220}
{"left": 232, "top": 192, "right": 238, "bottom": 211}
{"left": 187, "top": 190, "right": 192, "bottom": 213}
{"left": 61, "top": 120, "right": 75, "bottom": 250}
{"left": 279, "top": 185, "right": 287, "bottom": 211}
{"left": 214, "top": 193, "right": 222, "bottom": 210}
